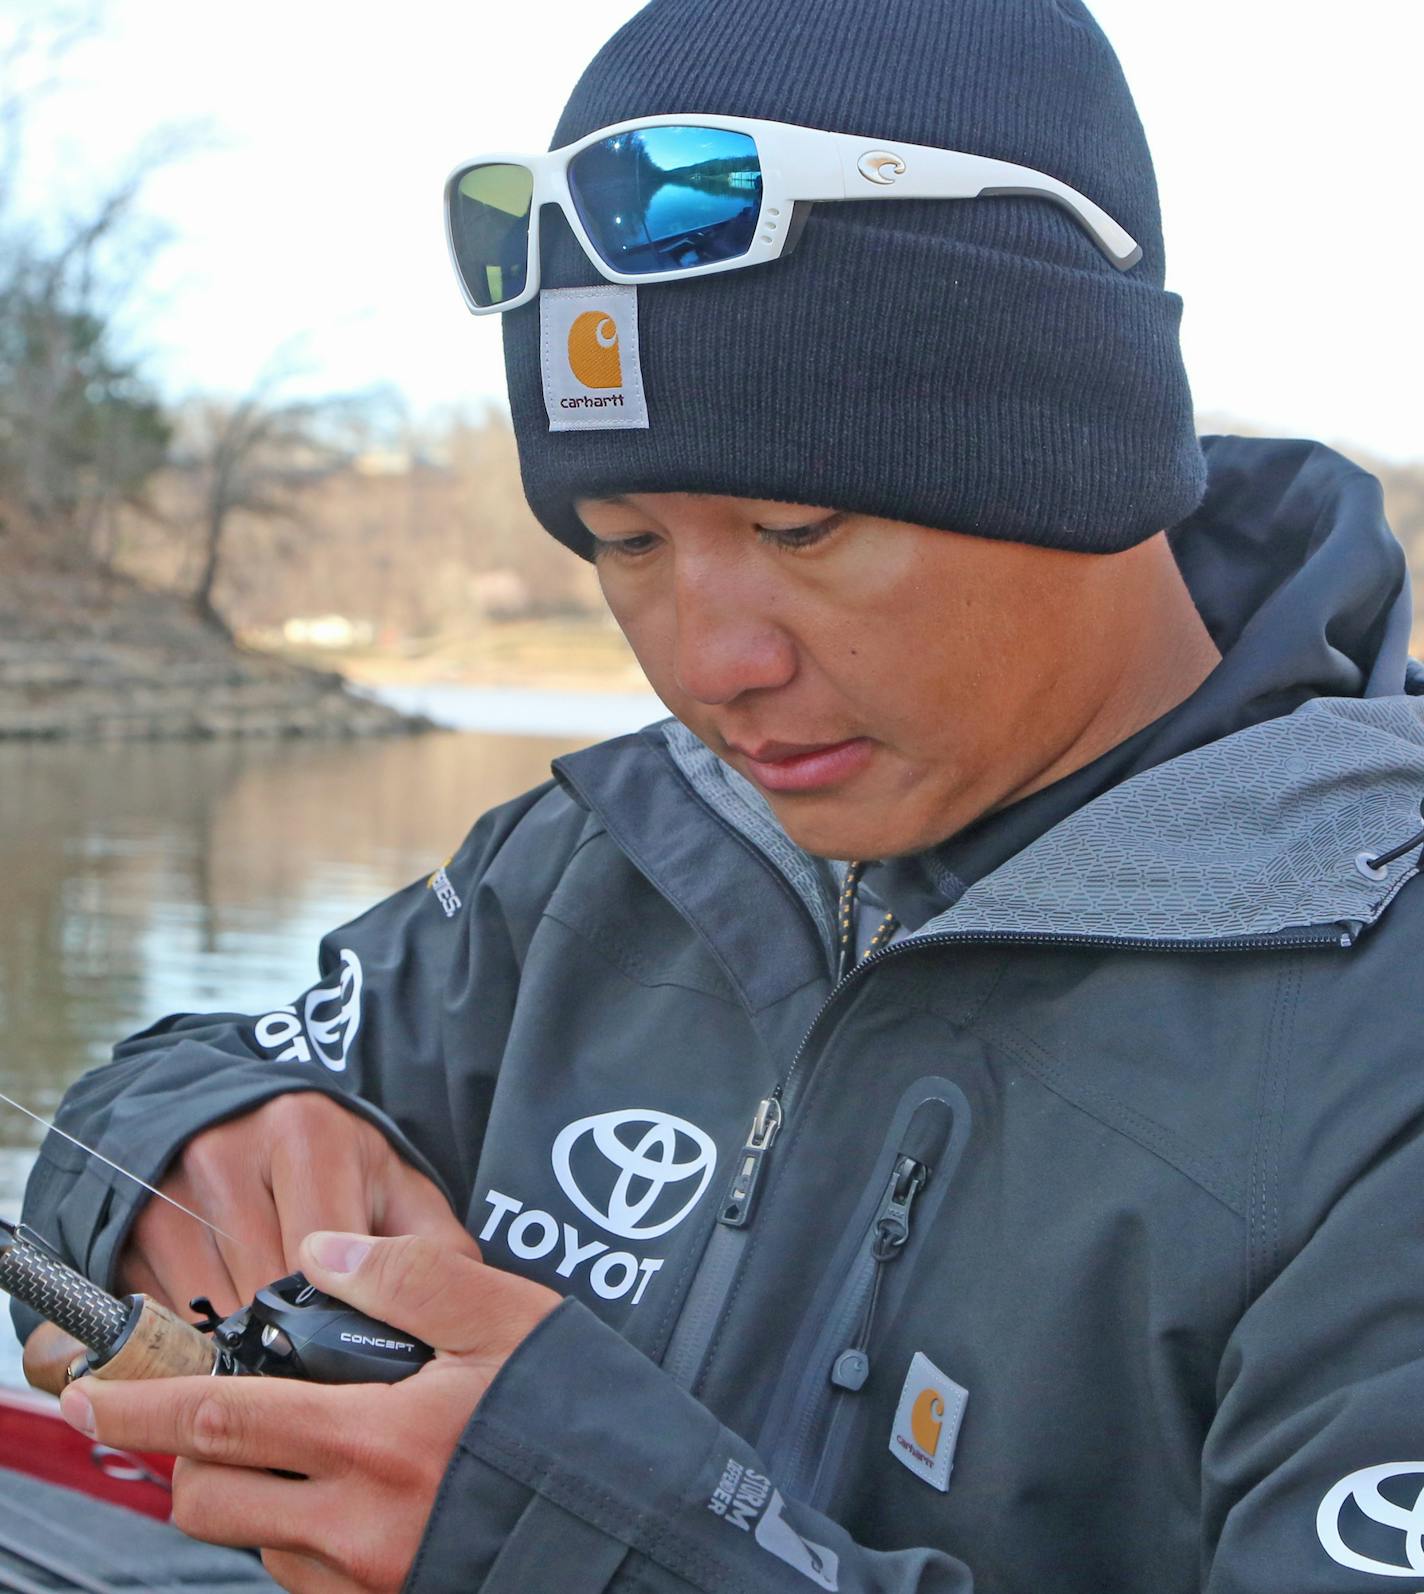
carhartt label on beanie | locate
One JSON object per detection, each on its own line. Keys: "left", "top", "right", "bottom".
{"left": 502, "top": 0, "right": 1208, "bottom": 558}
{"left": 540, "top": 286, "right": 650, "bottom": 432}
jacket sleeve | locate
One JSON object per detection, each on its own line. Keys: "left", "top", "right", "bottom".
{"left": 1200, "top": 1111, "right": 1424, "bottom": 1593}
{"left": 407, "top": 1296, "right": 977, "bottom": 1594}
{"left": 12, "top": 779, "right": 577, "bottom": 1348}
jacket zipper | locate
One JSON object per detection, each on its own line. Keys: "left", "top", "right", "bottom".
{"left": 771, "top": 1095, "right": 957, "bottom": 1502}
{"left": 660, "top": 1098, "right": 786, "bottom": 1385}
{"left": 719, "top": 1095, "right": 783, "bottom": 1229}
{"left": 660, "top": 919, "right": 1351, "bottom": 1392}
{"left": 774, "top": 1159, "right": 924, "bottom": 1498}
{"left": 828, "top": 1152, "right": 927, "bottom": 1392}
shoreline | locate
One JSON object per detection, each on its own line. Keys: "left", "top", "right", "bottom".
{"left": 256, "top": 617, "right": 650, "bottom": 697}
{"left": 0, "top": 557, "right": 429, "bottom": 743}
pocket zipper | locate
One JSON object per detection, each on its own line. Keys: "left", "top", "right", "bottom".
{"left": 828, "top": 1152, "right": 929, "bottom": 1392}
{"left": 771, "top": 1097, "right": 957, "bottom": 1502}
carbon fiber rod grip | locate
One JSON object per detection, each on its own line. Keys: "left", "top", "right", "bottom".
{"left": 0, "top": 1219, "right": 131, "bottom": 1355}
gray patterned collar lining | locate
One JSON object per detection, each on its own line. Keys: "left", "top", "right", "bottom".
{"left": 663, "top": 696, "right": 1424, "bottom": 949}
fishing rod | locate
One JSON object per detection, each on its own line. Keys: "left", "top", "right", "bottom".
{"left": 0, "top": 1217, "right": 432, "bottom": 1385}
{"left": 0, "top": 1090, "right": 432, "bottom": 1386}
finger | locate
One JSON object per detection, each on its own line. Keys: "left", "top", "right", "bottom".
{"left": 221, "top": 1205, "right": 288, "bottom": 1309}
{"left": 181, "top": 1150, "right": 289, "bottom": 1304}
{"left": 23, "top": 1323, "right": 85, "bottom": 1397}
{"left": 375, "top": 1163, "right": 480, "bottom": 1258}
{"left": 197, "top": 1171, "right": 286, "bottom": 1306}
{"left": 61, "top": 1373, "right": 358, "bottom": 1476}
{"left": 269, "top": 1133, "right": 375, "bottom": 1275}
{"left": 207, "top": 1194, "right": 285, "bottom": 1308}
{"left": 118, "top": 1251, "right": 165, "bottom": 1300}
{"left": 261, "top": 1548, "right": 354, "bottom": 1594}
{"left": 170, "top": 1456, "right": 317, "bottom": 1554}
{"left": 122, "top": 1195, "right": 242, "bottom": 1317}
{"left": 263, "top": 1497, "right": 416, "bottom": 1594}
{"left": 299, "top": 1232, "right": 559, "bottom": 1356}
{"left": 147, "top": 1226, "right": 240, "bottom": 1320}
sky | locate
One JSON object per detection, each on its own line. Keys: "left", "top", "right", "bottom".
{"left": 8, "top": 0, "right": 1423, "bottom": 462}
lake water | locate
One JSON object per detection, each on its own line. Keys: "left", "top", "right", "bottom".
{"left": 359, "top": 682, "right": 662, "bottom": 737}
{"left": 0, "top": 685, "right": 664, "bottom": 1390}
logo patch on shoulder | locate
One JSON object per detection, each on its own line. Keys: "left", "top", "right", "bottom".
{"left": 1317, "top": 1461, "right": 1424, "bottom": 1576}
{"left": 889, "top": 1351, "right": 967, "bottom": 1491}
{"left": 540, "top": 285, "right": 649, "bottom": 431}
{"left": 253, "top": 948, "right": 364, "bottom": 1072}
{"left": 426, "top": 858, "right": 462, "bottom": 918}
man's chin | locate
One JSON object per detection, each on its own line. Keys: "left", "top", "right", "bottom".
{"left": 760, "top": 791, "right": 942, "bottom": 863}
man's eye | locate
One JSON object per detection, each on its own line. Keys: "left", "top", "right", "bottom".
{"left": 755, "top": 512, "right": 847, "bottom": 552}
{"left": 592, "top": 533, "right": 660, "bottom": 560}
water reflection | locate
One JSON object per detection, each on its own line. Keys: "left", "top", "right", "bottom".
{"left": 570, "top": 125, "right": 763, "bottom": 274}
{"left": 0, "top": 727, "right": 600, "bottom": 1386}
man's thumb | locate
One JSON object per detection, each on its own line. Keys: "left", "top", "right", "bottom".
{"left": 299, "top": 1230, "right": 491, "bottom": 1354}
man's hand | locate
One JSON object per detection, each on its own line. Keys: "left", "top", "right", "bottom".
{"left": 57, "top": 1231, "right": 562, "bottom": 1594}
{"left": 121, "top": 1092, "right": 476, "bottom": 1310}
{"left": 25, "top": 1092, "right": 475, "bottom": 1396}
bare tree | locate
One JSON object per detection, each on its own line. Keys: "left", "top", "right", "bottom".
{"left": 174, "top": 365, "right": 401, "bottom": 633}
{"left": 0, "top": 8, "right": 207, "bottom": 561}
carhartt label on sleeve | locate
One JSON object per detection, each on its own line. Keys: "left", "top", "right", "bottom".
{"left": 889, "top": 1350, "right": 967, "bottom": 1491}
{"left": 540, "top": 285, "right": 649, "bottom": 431}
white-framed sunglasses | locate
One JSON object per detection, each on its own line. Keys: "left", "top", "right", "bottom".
{"left": 443, "top": 112, "right": 1142, "bottom": 315}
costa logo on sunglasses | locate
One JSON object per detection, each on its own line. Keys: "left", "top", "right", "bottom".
{"left": 567, "top": 311, "right": 623, "bottom": 389}
{"left": 857, "top": 150, "right": 907, "bottom": 185}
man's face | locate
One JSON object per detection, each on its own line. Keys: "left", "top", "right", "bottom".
{"left": 579, "top": 491, "right": 1135, "bottom": 859}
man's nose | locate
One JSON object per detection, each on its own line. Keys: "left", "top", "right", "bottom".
{"left": 671, "top": 570, "right": 797, "bottom": 706}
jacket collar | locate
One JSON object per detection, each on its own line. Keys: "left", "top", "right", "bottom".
{"left": 556, "top": 437, "right": 1424, "bottom": 959}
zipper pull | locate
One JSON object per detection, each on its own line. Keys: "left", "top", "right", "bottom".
{"left": 718, "top": 1097, "right": 783, "bottom": 1229}
{"left": 872, "top": 1154, "right": 928, "bottom": 1254}
{"left": 830, "top": 1153, "right": 928, "bottom": 1391}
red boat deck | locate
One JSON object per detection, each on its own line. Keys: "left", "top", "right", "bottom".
{"left": 0, "top": 1383, "right": 174, "bottom": 1520}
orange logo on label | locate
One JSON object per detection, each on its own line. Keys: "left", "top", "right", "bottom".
{"left": 910, "top": 1388, "right": 945, "bottom": 1456}
{"left": 891, "top": 1352, "right": 963, "bottom": 1490}
{"left": 567, "top": 311, "right": 623, "bottom": 389}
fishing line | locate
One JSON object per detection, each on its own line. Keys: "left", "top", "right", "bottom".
{"left": 0, "top": 1090, "right": 246, "bottom": 1250}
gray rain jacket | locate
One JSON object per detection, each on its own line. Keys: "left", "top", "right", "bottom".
{"left": 18, "top": 436, "right": 1424, "bottom": 1593}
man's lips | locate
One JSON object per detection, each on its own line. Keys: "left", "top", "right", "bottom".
{"left": 727, "top": 737, "right": 875, "bottom": 794}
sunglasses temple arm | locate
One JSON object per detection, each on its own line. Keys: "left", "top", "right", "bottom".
{"left": 976, "top": 181, "right": 1142, "bottom": 271}
{"left": 800, "top": 140, "right": 1142, "bottom": 272}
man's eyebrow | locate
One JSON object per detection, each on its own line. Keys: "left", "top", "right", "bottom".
{"left": 579, "top": 493, "right": 720, "bottom": 509}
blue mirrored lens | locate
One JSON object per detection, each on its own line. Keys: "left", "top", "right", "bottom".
{"left": 567, "top": 127, "right": 762, "bottom": 276}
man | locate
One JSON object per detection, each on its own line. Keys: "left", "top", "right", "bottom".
{"left": 17, "top": 1, "right": 1424, "bottom": 1590}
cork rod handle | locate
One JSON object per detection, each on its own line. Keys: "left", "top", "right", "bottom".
{"left": 78, "top": 1296, "right": 219, "bottom": 1382}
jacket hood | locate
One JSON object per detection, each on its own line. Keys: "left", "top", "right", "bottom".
{"left": 637, "top": 435, "right": 1424, "bottom": 950}
{"left": 1167, "top": 432, "right": 1414, "bottom": 722}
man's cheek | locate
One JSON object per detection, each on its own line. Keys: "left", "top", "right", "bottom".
{"left": 603, "top": 604, "right": 679, "bottom": 698}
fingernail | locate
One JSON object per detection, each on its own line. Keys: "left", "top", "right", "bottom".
{"left": 307, "top": 1231, "right": 373, "bottom": 1274}
{"left": 60, "top": 1385, "right": 96, "bottom": 1438}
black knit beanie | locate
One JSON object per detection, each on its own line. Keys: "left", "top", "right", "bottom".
{"left": 500, "top": 0, "right": 1208, "bottom": 558}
